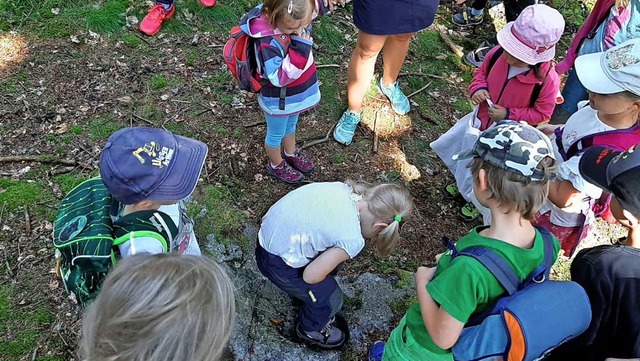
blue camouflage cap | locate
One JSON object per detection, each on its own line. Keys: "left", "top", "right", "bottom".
{"left": 453, "top": 120, "right": 555, "bottom": 182}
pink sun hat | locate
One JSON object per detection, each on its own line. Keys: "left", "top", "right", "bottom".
{"left": 496, "top": 4, "right": 565, "bottom": 65}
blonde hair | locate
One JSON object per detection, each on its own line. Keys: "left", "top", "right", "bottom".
{"left": 262, "top": 0, "right": 315, "bottom": 29}
{"left": 616, "top": 0, "right": 630, "bottom": 8}
{"left": 347, "top": 180, "right": 414, "bottom": 257}
{"left": 80, "top": 253, "right": 236, "bottom": 361}
{"left": 469, "top": 157, "right": 557, "bottom": 220}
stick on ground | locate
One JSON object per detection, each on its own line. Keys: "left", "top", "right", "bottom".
{"left": 301, "top": 124, "right": 336, "bottom": 149}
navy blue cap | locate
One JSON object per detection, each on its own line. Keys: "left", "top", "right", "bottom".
{"left": 99, "top": 127, "right": 208, "bottom": 205}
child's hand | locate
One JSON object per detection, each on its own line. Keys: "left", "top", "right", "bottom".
{"left": 435, "top": 252, "right": 444, "bottom": 263}
{"left": 455, "top": 0, "right": 466, "bottom": 4}
{"left": 537, "top": 124, "right": 561, "bottom": 137}
{"left": 488, "top": 104, "right": 507, "bottom": 121}
{"left": 471, "top": 90, "right": 490, "bottom": 105}
{"left": 416, "top": 266, "right": 437, "bottom": 287}
{"left": 298, "top": 30, "right": 313, "bottom": 41}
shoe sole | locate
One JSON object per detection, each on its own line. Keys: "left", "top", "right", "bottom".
{"left": 265, "top": 166, "right": 304, "bottom": 184}
{"left": 295, "top": 328, "right": 345, "bottom": 349}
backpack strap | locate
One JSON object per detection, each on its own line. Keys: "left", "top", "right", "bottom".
{"left": 112, "top": 210, "right": 177, "bottom": 252}
{"left": 452, "top": 226, "right": 555, "bottom": 295}
{"left": 565, "top": 125, "right": 640, "bottom": 159}
{"left": 486, "top": 46, "right": 504, "bottom": 75}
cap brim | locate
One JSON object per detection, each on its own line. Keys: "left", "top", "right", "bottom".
{"left": 147, "top": 134, "right": 208, "bottom": 201}
{"left": 575, "top": 52, "right": 623, "bottom": 94}
{"left": 578, "top": 146, "right": 621, "bottom": 193}
{"left": 496, "top": 23, "right": 555, "bottom": 65}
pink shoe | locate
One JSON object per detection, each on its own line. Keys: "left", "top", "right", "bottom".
{"left": 282, "top": 149, "right": 315, "bottom": 173}
{"left": 199, "top": 0, "right": 216, "bottom": 7}
{"left": 266, "top": 160, "right": 304, "bottom": 184}
{"left": 140, "top": 4, "right": 175, "bottom": 36}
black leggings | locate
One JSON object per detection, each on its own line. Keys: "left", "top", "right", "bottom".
{"left": 471, "top": 0, "right": 536, "bottom": 22}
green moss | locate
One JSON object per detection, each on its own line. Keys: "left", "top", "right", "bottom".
{"left": 148, "top": 74, "right": 170, "bottom": 90}
{"left": 122, "top": 33, "right": 143, "bottom": 47}
{"left": 331, "top": 152, "right": 346, "bottom": 165}
{"left": 0, "top": 179, "right": 48, "bottom": 212}
{"left": 191, "top": 184, "right": 247, "bottom": 248}
{"left": 53, "top": 173, "right": 87, "bottom": 194}
{"left": 68, "top": 125, "right": 83, "bottom": 134}
{"left": 88, "top": 115, "right": 123, "bottom": 140}
{"left": 389, "top": 295, "right": 418, "bottom": 316}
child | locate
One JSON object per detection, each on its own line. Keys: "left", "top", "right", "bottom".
{"left": 255, "top": 181, "right": 413, "bottom": 348}
{"left": 99, "top": 127, "right": 208, "bottom": 257}
{"left": 432, "top": 4, "right": 564, "bottom": 222}
{"left": 551, "top": 0, "right": 640, "bottom": 123}
{"left": 80, "top": 253, "right": 236, "bottom": 361}
{"left": 140, "top": 0, "right": 216, "bottom": 36}
{"left": 239, "top": 0, "right": 328, "bottom": 184}
{"left": 547, "top": 144, "right": 640, "bottom": 360}
{"left": 533, "top": 39, "right": 640, "bottom": 257}
{"left": 370, "top": 120, "right": 560, "bottom": 361}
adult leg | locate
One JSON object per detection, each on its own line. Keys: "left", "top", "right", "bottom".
{"left": 381, "top": 33, "right": 414, "bottom": 88}
{"left": 503, "top": 0, "right": 535, "bottom": 22}
{"left": 346, "top": 31, "right": 388, "bottom": 113}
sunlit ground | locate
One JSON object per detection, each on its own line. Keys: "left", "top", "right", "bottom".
{"left": 0, "top": 32, "right": 28, "bottom": 71}
{"left": 360, "top": 93, "right": 422, "bottom": 182}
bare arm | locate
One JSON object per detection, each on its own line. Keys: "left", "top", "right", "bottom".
{"left": 416, "top": 267, "right": 465, "bottom": 349}
{"left": 548, "top": 179, "right": 583, "bottom": 209}
{"left": 303, "top": 247, "right": 350, "bottom": 284}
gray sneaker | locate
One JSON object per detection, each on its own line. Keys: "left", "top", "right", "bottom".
{"left": 296, "top": 319, "right": 345, "bottom": 349}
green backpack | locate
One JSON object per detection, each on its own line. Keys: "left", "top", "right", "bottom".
{"left": 53, "top": 177, "right": 177, "bottom": 306}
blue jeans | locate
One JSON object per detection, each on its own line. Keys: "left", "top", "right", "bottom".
{"left": 264, "top": 113, "right": 299, "bottom": 148}
{"left": 255, "top": 244, "right": 344, "bottom": 332}
{"left": 559, "top": 68, "right": 589, "bottom": 115}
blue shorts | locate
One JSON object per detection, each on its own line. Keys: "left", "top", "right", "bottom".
{"left": 353, "top": 0, "right": 439, "bottom": 35}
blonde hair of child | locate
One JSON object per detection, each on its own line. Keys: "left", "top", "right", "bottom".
{"left": 263, "top": 0, "right": 316, "bottom": 29}
{"left": 469, "top": 157, "right": 557, "bottom": 220}
{"left": 347, "top": 180, "right": 414, "bottom": 257}
{"left": 616, "top": 0, "right": 630, "bottom": 8}
{"left": 80, "top": 253, "right": 236, "bottom": 361}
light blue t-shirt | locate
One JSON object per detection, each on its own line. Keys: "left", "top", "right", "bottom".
{"left": 258, "top": 182, "right": 365, "bottom": 268}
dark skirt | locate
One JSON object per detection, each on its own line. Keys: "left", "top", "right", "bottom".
{"left": 353, "top": 0, "right": 440, "bottom": 35}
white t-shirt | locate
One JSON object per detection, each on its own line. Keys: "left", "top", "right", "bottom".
{"left": 539, "top": 105, "right": 615, "bottom": 226}
{"left": 116, "top": 202, "right": 201, "bottom": 258}
{"left": 258, "top": 182, "right": 365, "bottom": 268}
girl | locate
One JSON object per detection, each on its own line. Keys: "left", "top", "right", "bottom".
{"left": 431, "top": 4, "right": 564, "bottom": 222}
{"left": 255, "top": 180, "right": 413, "bottom": 349}
{"left": 552, "top": 0, "right": 640, "bottom": 123}
{"left": 534, "top": 39, "right": 640, "bottom": 257}
{"left": 239, "top": 0, "right": 328, "bottom": 184}
{"left": 80, "top": 253, "right": 236, "bottom": 361}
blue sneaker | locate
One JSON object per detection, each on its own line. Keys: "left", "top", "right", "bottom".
{"left": 379, "top": 80, "right": 410, "bottom": 115}
{"left": 333, "top": 110, "right": 361, "bottom": 145}
{"left": 368, "top": 341, "right": 385, "bottom": 361}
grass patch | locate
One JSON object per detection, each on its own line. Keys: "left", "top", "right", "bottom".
{"left": 122, "top": 33, "right": 143, "bottom": 47}
{"left": 189, "top": 184, "right": 247, "bottom": 247}
{"left": 88, "top": 115, "right": 123, "bottom": 140}
{"left": 84, "top": 0, "right": 127, "bottom": 33}
{"left": 0, "top": 179, "right": 50, "bottom": 213}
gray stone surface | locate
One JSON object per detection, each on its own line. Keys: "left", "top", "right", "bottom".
{"left": 214, "top": 225, "right": 417, "bottom": 361}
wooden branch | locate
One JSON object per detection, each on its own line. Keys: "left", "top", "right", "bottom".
{"left": 301, "top": 124, "right": 336, "bottom": 149}
{"left": 316, "top": 64, "right": 340, "bottom": 69}
{"left": 437, "top": 25, "right": 464, "bottom": 58}
{"left": 407, "top": 81, "right": 433, "bottom": 99}
{"left": 372, "top": 112, "right": 379, "bottom": 153}
{"left": 132, "top": 113, "right": 154, "bottom": 125}
{"left": 0, "top": 155, "right": 77, "bottom": 166}
{"left": 243, "top": 120, "right": 266, "bottom": 128}
{"left": 23, "top": 206, "right": 31, "bottom": 237}
{"left": 398, "top": 72, "right": 447, "bottom": 80}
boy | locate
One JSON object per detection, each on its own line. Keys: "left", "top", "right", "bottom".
{"left": 99, "top": 127, "right": 208, "bottom": 257}
{"left": 548, "top": 144, "right": 640, "bottom": 360}
{"left": 80, "top": 253, "right": 236, "bottom": 361}
{"left": 369, "top": 120, "right": 560, "bottom": 360}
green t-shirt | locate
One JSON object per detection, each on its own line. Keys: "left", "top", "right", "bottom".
{"left": 404, "top": 226, "right": 560, "bottom": 355}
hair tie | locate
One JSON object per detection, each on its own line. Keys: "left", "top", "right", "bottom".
{"left": 287, "top": 0, "right": 293, "bottom": 13}
{"left": 394, "top": 215, "right": 402, "bottom": 222}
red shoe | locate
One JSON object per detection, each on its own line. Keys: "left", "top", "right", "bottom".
{"left": 140, "top": 4, "right": 175, "bottom": 36}
{"left": 199, "top": 0, "right": 216, "bottom": 7}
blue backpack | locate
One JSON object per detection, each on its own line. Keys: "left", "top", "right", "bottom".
{"left": 448, "top": 227, "right": 592, "bottom": 361}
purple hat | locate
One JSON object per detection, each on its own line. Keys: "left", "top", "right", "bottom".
{"left": 496, "top": 4, "right": 565, "bottom": 65}
{"left": 99, "top": 127, "right": 208, "bottom": 205}
{"left": 579, "top": 144, "right": 640, "bottom": 219}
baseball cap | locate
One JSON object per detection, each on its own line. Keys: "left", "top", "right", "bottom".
{"left": 453, "top": 120, "right": 555, "bottom": 181}
{"left": 496, "top": 4, "right": 565, "bottom": 65}
{"left": 576, "top": 38, "right": 640, "bottom": 96}
{"left": 579, "top": 144, "right": 640, "bottom": 219}
{"left": 99, "top": 127, "right": 208, "bottom": 205}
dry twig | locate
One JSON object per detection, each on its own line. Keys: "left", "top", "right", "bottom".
{"left": 437, "top": 25, "right": 464, "bottom": 58}
{"left": 316, "top": 64, "right": 340, "bottom": 69}
{"left": 24, "top": 206, "right": 31, "bottom": 237}
{"left": 0, "top": 156, "right": 77, "bottom": 166}
{"left": 132, "top": 113, "right": 154, "bottom": 125}
{"left": 301, "top": 124, "right": 336, "bottom": 149}
{"left": 243, "top": 120, "right": 266, "bottom": 128}
{"left": 373, "top": 112, "right": 380, "bottom": 153}
{"left": 407, "top": 81, "right": 433, "bottom": 99}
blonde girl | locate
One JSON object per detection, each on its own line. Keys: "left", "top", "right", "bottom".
{"left": 255, "top": 181, "right": 413, "bottom": 349}
{"left": 238, "top": 0, "right": 328, "bottom": 184}
{"left": 80, "top": 253, "right": 236, "bottom": 361}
